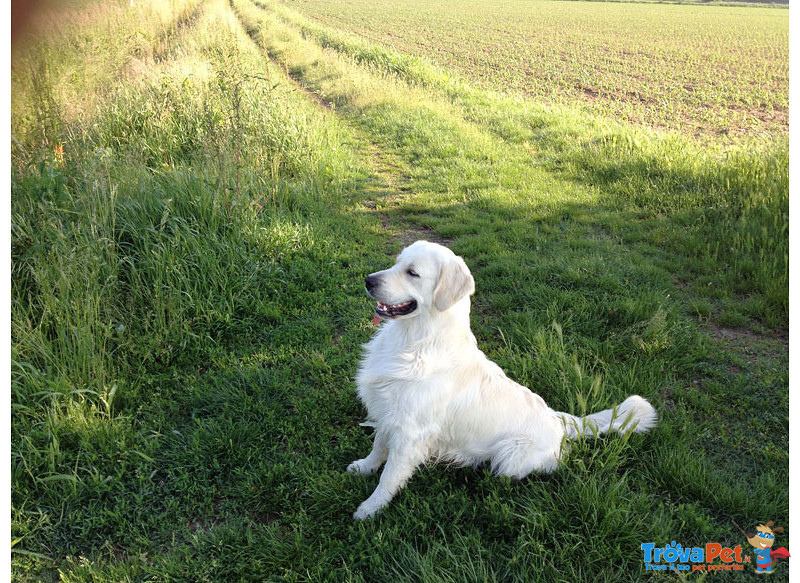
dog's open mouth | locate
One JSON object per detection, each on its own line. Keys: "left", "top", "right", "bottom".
{"left": 375, "top": 300, "right": 417, "bottom": 319}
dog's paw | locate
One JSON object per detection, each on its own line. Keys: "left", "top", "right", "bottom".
{"left": 352, "top": 491, "right": 390, "bottom": 520}
{"left": 347, "top": 459, "right": 374, "bottom": 475}
{"left": 353, "top": 500, "right": 380, "bottom": 520}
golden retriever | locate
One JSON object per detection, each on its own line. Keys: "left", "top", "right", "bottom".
{"left": 349, "top": 241, "right": 656, "bottom": 519}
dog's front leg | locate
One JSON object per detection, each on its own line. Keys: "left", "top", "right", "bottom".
{"left": 347, "top": 431, "right": 388, "bottom": 475}
{"left": 353, "top": 441, "right": 428, "bottom": 520}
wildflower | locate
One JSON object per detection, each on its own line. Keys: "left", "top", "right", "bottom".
{"left": 54, "top": 143, "right": 64, "bottom": 167}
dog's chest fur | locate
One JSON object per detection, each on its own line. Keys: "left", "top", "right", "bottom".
{"left": 356, "top": 321, "right": 473, "bottom": 434}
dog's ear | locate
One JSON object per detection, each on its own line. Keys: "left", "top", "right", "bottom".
{"left": 433, "top": 254, "right": 475, "bottom": 311}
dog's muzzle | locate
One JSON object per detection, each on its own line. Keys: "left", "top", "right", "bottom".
{"left": 374, "top": 299, "right": 418, "bottom": 319}
{"left": 365, "top": 275, "right": 417, "bottom": 319}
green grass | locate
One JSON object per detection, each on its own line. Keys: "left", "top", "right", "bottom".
{"left": 11, "top": 0, "right": 788, "bottom": 581}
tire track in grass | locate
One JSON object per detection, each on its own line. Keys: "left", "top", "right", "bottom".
{"left": 231, "top": 0, "right": 446, "bottom": 253}
{"left": 236, "top": 10, "right": 334, "bottom": 113}
{"left": 232, "top": 0, "right": 599, "bottom": 240}
{"left": 232, "top": 0, "right": 614, "bottom": 218}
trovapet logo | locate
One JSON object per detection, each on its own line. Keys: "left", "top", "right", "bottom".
{"left": 641, "top": 520, "right": 790, "bottom": 575}
{"left": 640, "top": 542, "right": 747, "bottom": 573}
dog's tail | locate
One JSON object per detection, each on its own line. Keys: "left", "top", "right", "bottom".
{"left": 558, "top": 395, "right": 657, "bottom": 439}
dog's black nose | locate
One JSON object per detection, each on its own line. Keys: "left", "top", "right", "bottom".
{"left": 365, "top": 274, "right": 379, "bottom": 292}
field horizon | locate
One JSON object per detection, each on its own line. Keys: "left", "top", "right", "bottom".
{"left": 11, "top": 0, "right": 788, "bottom": 581}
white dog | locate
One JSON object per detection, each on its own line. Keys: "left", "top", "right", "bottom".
{"left": 348, "top": 241, "right": 657, "bottom": 520}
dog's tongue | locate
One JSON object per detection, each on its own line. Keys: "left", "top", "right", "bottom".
{"left": 372, "top": 302, "right": 386, "bottom": 325}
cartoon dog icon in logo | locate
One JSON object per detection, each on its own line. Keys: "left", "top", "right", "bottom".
{"left": 734, "top": 520, "right": 790, "bottom": 574}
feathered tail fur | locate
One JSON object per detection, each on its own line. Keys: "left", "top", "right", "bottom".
{"left": 558, "top": 395, "right": 657, "bottom": 439}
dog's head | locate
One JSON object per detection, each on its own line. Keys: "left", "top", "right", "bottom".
{"left": 365, "top": 240, "right": 475, "bottom": 321}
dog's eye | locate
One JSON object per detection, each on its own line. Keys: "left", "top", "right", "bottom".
{"left": 406, "top": 269, "right": 420, "bottom": 278}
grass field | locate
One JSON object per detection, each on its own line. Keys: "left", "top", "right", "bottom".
{"left": 285, "top": 0, "right": 789, "bottom": 140}
{"left": 11, "top": 0, "right": 788, "bottom": 581}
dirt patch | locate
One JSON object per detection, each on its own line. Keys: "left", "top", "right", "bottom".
{"left": 397, "top": 224, "right": 450, "bottom": 247}
{"left": 283, "top": 69, "right": 334, "bottom": 111}
{"left": 708, "top": 323, "right": 787, "bottom": 349}
{"left": 705, "top": 322, "right": 788, "bottom": 377}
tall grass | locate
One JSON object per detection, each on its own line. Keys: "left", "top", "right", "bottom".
{"left": 12, "top": 0, "right": 367, "bottom": 574}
